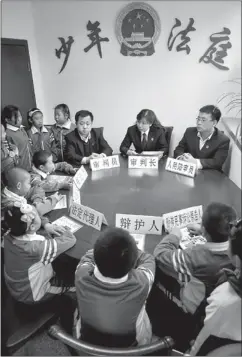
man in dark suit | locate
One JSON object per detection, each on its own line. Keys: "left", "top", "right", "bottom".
{"left": 174, "top": 105, "right": 230, "bottom": 171}
{"left": 120, "top": 109, "right": 168, "bottom": 157}
{"left": 64, "top": 110, "right": 112, "bottom": 166}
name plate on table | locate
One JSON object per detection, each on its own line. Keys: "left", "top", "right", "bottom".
{"left": 70, "top": 202, "right": 107, "bottom": 231}
{"left": 73, "top": 166, "right": 88, "bottom": 189}
{"left": 90, "top": 155, "right": 120, "bottom": 171}
{"left": 165, "top": 158, "right": 196, "bottom": 178}
{"left": 69, "top": 182, "right": 81, "bottom": 207}
{"left": 116, "top": 214, "right": 162, "bottom": 235}
{"left": 163, "top": 205, "right": 203, "bottom": 232}
{"left": 128, "top": 156, "right": 158, "bottom": 169}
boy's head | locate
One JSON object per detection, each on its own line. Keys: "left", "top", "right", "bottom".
{"left": 33, "top": 150, "right": 55, "bottom": 174}
{"left": 27, "top": 108, "right": 43, "bottom": 129}
{"left": 75, "top": 110, "right": 93, "bottom": 138}
{"left": 94, "top": 227, "right": 138, "bottom": 279}
{"left": 1, "top": 105, "right": 22, "bottom": 128}
{"left": 54, "top": 104, "right": 70, "bottom": 126}
{"left": 5, "top": 204, "right": 41, "bottom": 236}
{"left": 202, "top": 202, "right": 237, "bottom": 243}
{"left": 196, "top": 105, "right": 221, "bottom": 134}
{"left": 5, "top": 167, "right": 31, "bottom": 196}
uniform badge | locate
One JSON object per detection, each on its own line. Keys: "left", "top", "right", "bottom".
{"left": 115, "top": 2, "right": 161, "bottom": 56}
{"left": 206, "top": 145, "right": 209, "bottom": 149}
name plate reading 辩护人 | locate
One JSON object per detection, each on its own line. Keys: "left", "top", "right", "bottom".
{"left": 163, "top": 205, "right": 203, "bottom": 232}
{"left": 165, "top": 157, "right": 196, "bottom": 178}
{"left": 128, "top": 156, "right": 158, "bottom": 169}
{"left": 73, "top": 166, "right": 88, "bottom": 189}
{"left": 69, "top": 202, "right": 108, "bottom": 231}
{"left": 90, "top": 155, "right": 120, "bottom": 171}
{"left": 115, "top": 214, "right": 162, "bottom": 235}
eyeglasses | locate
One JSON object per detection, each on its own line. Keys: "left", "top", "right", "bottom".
{"left": 196, "top": 117, "right": 212, "bottom": 123}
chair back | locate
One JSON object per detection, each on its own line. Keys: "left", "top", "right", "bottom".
{"left": 164, "top": 126, "right": 174, "bottom": 155}
{"left": 206, "top": 343, "right": 242, "bottom": 356}
{"left": 49, "top": 324, "right": 175, "bottom": 356}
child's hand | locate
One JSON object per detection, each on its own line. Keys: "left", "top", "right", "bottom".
{"left": 170, "top": 227, "right": 182, "bottom": 239}
{"left": 187, "top": 223, "right": 202, "bottom": 235}
{"left": 50, "top": 192, "right": 63, "bottom": 206}
{"left": 62, "top": 178, "right": 73, "bottom": 190}
{"left": 44, "top": 223, "right": 66, "bottom": 236}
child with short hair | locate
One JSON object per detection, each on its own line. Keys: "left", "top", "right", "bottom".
{"left": 75, "top": 227, "right": 155, "bottom": 347}
{"left": 2, "top": 105, "right": 32, "bottom": 171}
{"left": 3, "top": 203, "right": 76, "bottom": 304}
{"left": 50, "top": 104, "right": 75, "bottom": 162}
{"left": 31, "top": 150, "right": 76, "bottom": 192}
{"left": 1, "top": 167, "right": 65, "bottom": 237}
{"left": 27, "top": 108, "right": 52, "bottom": 155}
{"left": 1, "top": 122, "right": 19, "bottom": 184}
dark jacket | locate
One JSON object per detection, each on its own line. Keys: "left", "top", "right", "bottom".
{"left": 49, "top": 121, "right": 76, "bottom": 162}
{"left": 27, "top": 126, "right": 52, "bottom": 155}
{"left": 120, "top": 125, "right": 168, "bottom": 156}
{"left": 174, "top": 127, "right": 230, "bottom": 170}
{"left": 64, "top": 128, "right": 113, "bottom": 166}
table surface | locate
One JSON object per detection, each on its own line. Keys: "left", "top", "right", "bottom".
{"left": 47, "top": 156, "right": 241, "bottom": 260}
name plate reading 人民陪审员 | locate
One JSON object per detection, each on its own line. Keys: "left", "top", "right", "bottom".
{"left": 115, "top": 214, "right": 162, "bottom": 235}
{"left": 128, "top": 156, "right": 158, "bottom": 169}
{"left": 69, "top": 202, "right": 107, "bottom": 231}
{"left": 165, "top": 157, "right": 196, "bottom": 178}
{"left": 73, "top": 166, "right": 88, "bottom": 189}
{"left": 163, "top": 205, "right": 203, "bottom": 232}
{"left": 90, "top": 155, "right": 120, "bottom": 171}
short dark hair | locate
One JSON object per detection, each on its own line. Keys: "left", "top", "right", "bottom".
{"left": 75, "top": 110, "right": 94, "bottom": 124}
{"left": 230, "top": 219, "right": 242, "bottom": 260}
{"left": 1, "top": 105, "right": 20, "bottom": 126}
{"left": 55, "top": 104, "right": 70, "bottom": 119}
{"left": 202, "top": 202, "right": 237, "bottom": 243}
{"left": 136, "top": 109, "right": 162, "bottom": 128}
{"left": 94, "top": 227, "right": 138, "bottom": 279}
{"left": 33, "top": 150, "right": 51, "bottom": 169}
{"left": 199, "top": 105, "right": 222, "bottom": 122}
{"left": 5, "top": 206, "right": 28, "bottom": 236}
{"left": 27, "top": 107, "right": 43, "bottom": 124}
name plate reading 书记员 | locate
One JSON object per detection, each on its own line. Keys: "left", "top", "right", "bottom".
{"left": 90, "top": 155, "right": 120, "bottom": 171}
{"left": 115, "top": 214, "right": 162, "bottom": 235}
{"left": 73, "top": 166, "right": 88, "bottom": 189}
{"left": 163, "top": 205, "right": 203, "bottom": 232}
{"left": 69, "top": 202, "right": 108, "bottom": 231}
{"left": 128, "top": 156, "right": 158, "bottom": 169}
{"left": 165, "top": 157, "right": 196, "bottom": 178}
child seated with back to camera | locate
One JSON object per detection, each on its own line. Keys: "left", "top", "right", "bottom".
{"left": 74, "top": 227, "right": 155, "bottom": 348}
{"left": 50, "top": 104, "right": 75, "bottom": 163}
{"left": 30, "top": 150, "right": 76, "bottom": 192}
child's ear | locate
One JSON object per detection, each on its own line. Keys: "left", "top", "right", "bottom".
{"left": 29, "top": 223, "right": 35, "bottom": 232}
{"left": 39, "top": 164, "right": 45, "bottom": 172}
{"left": 16, "top": 182, "right": 21, "bottom": 190}
{"left": 64, "top": 114, "right": 69, "bottom": 120}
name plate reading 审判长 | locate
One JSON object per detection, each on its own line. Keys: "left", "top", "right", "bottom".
{"left": 116, "top": 214, "right": 162, "bottom": 235}
{"left": 73, "top": 166, "right": 88, "bottom": 189}
{"left": 70, "top": 202, "right": 108, "bottom": 231}
{"left": 90, "top": 155, "right": 120, "bottom": 171}
{"left": 165, "top": 157, "right": 196, "bottom": 178}
{"left": 128, "top": 156, "right": 158, "bottom": 169}
{"left": 163, "top": 205, "right": 203, "bottom": 232}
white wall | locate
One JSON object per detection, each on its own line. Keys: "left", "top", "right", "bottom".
{"left": 1, "top": 0, "right": 47, "bottom": 116}
{"left": 2, "top": 0, "right": 241, "bottom": 156}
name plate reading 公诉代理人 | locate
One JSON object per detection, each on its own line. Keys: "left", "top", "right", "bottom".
{"left": 165, "top": 157, "right": 196, "bottom": 178}
{"left": 90, "top": 155, "right": 120, "bottom": 171}
{"left": 128, "top": 156, "right": 158, "bottom": 169}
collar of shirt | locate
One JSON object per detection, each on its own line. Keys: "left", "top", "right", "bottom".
{"left": 3, "top": 187, "right": 27, "bottom": 204}
{"left": 197, "top": 128, "right": 214, "bottom": 144}
{"left": 204, "top": 240, "right": 229, "bottom": 252}
{"left": 94, "top": 266, "right": 128, "bottom": 284}
{"left": 141, "top": 128, "right": 150, "bottom": 139}
{"left": 56, "top": 120, "right": 72, "bottom": 130}
{"left": 79, "top": 132, "right": 91, "bottom": 143}
{"left": 6, "top": 124, "right": 25, "bottom": 132}
{"left": 12, "top": 233, "right": 45, "bottom": 242}
{"left": 31, "top": 126, "right": 48, "bottom": 134}
{"left": 32, "top": 165, "right": 48, "bottom": 179}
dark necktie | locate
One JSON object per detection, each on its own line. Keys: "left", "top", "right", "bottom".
{"left": 142, "top": 133, "right": 147, "bottom": 150}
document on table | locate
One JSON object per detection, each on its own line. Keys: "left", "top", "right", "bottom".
{"left": 53, "top": 195, "right": 67, "bottom": 210}
{"left": 48, "top": 175, "right": 70, "bottom": 183}
{"left": 131, "top": 233, "right": 145, "bottom": 251}
{"left": 51, "top": 216, "right": 83, "bottom": 233}
{"left": 141, "top": 151, "right": 163, "bottom": 156}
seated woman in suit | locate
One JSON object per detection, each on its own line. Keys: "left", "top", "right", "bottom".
{"left": 120, "top": 109, "right": 168, "bottom": 158}
{"left": 64, "top": 110, "right": 113, "bottom": 166}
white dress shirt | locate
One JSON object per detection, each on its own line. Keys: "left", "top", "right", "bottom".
{"left": 196, "top": 128, "right": 214, "bottom": 169}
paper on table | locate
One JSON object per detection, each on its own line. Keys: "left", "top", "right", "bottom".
{"left": 180, "top": 227, "right": 207, "bottom": 250}
{"left": 131, "top": 233, "right": 145, "bottom": 251}
{"left": 51, "top": 216, "right": 83, "bottom": 233}
{"left": 53, "top": 195, "right": 67, "bottom": 210}
{"left": 73, "top": 166, "right": 88, "bottom": 190}
{"left": 141, "top": 151, "right": 163, "bottom": 156}
{"left": 48, "top": 175, "right": 70, "bottom": 183}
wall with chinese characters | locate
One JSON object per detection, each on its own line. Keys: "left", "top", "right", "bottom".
{"left": 2, "top": 1, "right": 241, "bottom": 158}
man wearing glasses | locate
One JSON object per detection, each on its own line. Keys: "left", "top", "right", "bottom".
{"left": 174, "top": 105, "right": 230, "bottom": 171}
